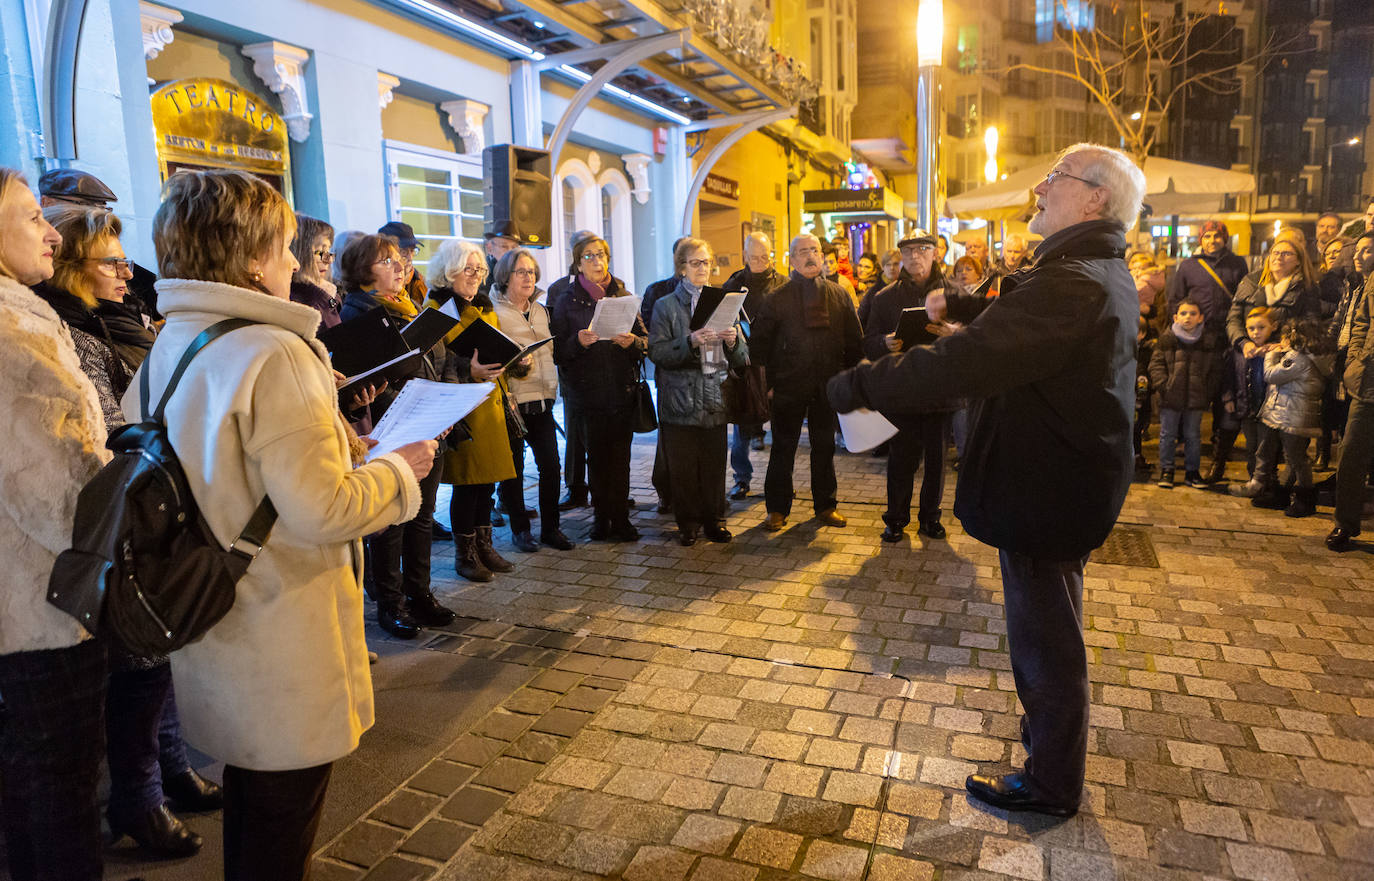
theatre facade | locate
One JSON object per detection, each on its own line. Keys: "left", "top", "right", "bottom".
{"left": 4, "top": 0, "right": 881, "bottom": 288}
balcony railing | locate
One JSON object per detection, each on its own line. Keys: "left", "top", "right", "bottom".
{"left": 1004, "top": 80, "right": 1039, "bottom": 100}
{"left": 1002, "top": 20, "right": 1038, "bottom": 44}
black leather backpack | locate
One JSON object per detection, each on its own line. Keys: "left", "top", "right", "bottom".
{"left": 47, "top": 318, "right": 276, "bottom": 656}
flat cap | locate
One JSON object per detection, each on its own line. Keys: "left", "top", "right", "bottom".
{"left": 897, "top": 229, "right": 937, "bottom": 249}
{"left": 38, "top": 169, "right": 117, "bottom": 206}
{"left": 377, "top": 221, "right": 420, "bottom": 250}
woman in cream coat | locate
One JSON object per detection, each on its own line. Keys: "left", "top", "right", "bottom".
{"left": 127, "top": 169, "right": 437, "bottom": 880}
{"left": 0, "top": 169, "right": 111, "bottom": 880}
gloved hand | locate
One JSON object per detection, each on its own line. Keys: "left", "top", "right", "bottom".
{"left": 827, "top": 367, "right": 871, "bottom": 415}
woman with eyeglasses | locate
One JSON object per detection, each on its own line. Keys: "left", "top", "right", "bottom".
{"left": 424, "top": 240, "right": 519, "bottom": 579}
{"left": 648, "top": 238, "right": 748, "bottom": 546}
{"left": 493, "top": 248, "right": 573, "bottom": 552}
{"left": 289, "top": 213, "right": 340, "bottom": 328}
{"left": 549, "top": 231, "right": 647, "bottom": 542}
{"left": 337, "top": 234, "right": 451, "bottom": 640}
{"left": 1226, "top": 232, "right": 1322, "bottom": 356}
{"left": 36, "top": 205, "right": 224, "bottom": 858}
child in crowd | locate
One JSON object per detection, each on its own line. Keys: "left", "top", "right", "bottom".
{"left": 1241, "top": 317, "right": 1335, "bottom": 516}
{"left": 1134, "top": 315, "right": 1155, "bottom": 472}
{"left": 1214, "top": 307, "right": 1277, "bottom": 483}
{"left": 1150, "top": 299, "right": 1223, "bottom": 488}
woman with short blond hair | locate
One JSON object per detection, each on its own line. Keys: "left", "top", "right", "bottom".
{"left": 134, "top": 168, "right": 437, "bottom": 878}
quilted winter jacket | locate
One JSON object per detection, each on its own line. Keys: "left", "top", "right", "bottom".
{"left": 1259, "top": 348, "right": 1332, "bottom": 437}
{"left": 647, "top": 281, "right": 748, "bottom": 427}
{"left": 1148, "top": 327, "right": 1224, "bottom": 411}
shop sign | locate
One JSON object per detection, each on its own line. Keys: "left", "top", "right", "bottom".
{"left": 704, "top": 173, "right": 740, "bottom": 200}
{"left": 802, "top": 187, "right": 903, "bottom": 217}
{"left": 152, "top": 78, "right": 290, "bottom": 181}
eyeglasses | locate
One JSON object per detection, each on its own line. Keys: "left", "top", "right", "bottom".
{"left": 1045, "top": 168, "right": 1100, "bottom": 188}
{"left": 313, "top": 249, "right": 334, "bottom": 261}
{"left": 580, "top": 251, "right": 609, "bottom": 263}
{"left": 1270, "top": 249, "right": 1298, "bottom": 259}
{"left": 510, "top": 267, "right": 538, "bottom": 278}
{"left": 373, "top": 257, "right": 399, "bottom": 268}
{"left": 461, "top": 265, "right": 489, "bottom": 278}
{"left": 686, "top": 258, "right": 712, "bottom": 270}
{"left": 85, "top": 257, "right": 133, "bottom": 274}
{"left": 900, "top": 244, "right": 936, "bottom": 255}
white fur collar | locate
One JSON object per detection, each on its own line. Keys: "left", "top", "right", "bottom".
{"left": 155, "top": 279, "right": 324, "bottom": 340}
{"left": 0, "top": 274, "right": 61, "bottom": 322}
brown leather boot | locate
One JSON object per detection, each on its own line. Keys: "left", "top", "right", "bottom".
{"left": 475, "top": 525, "right": 514, "bottom": 573}
{"left": 454, "top": 532, "right": 492, "bottom": 582}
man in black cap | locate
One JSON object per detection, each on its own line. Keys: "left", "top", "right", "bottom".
{"left": 480, "top": 221, "right": 521, "bottom": 298}
{"left": 40, "top": 168, "right": 161, "bottom": 320}
{"left": 377, "top": 221, "right": 427, "bottom": 308}
{"left": 857, "top": 230, "right": 959, "bottom": 543}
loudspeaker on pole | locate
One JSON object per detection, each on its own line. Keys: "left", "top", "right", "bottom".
{"left": 483, "top": 144, "right": 552, "bottom": 248}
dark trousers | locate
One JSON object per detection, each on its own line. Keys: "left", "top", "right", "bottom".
{"left": 223, "top": 762, "right": 332, "bottom": 881}
{"left": 884, "top": 415, "right": 948, "bottom": 528}
{"left": 1335, "top": 397, "right": 1374, "bottom": 532}
{"left": 499, "top": 407, "right": 562, "bottom": 535}
{"left": 158, "top": 681, "right": 192, "bottom": 776}
{"left": 586, "top": 409, "right": 633, "bottom": 524}
{"left": 765, "top": 391, "right": 838, "bottom": 516}
{"left": 368, "top": 453, "right": 441, "bottom": 609}
{"left": 651, "top": 431, "right": 672, "bottom": 504}
{"left": 1255, "top": 425, "right": 1312, "bottom": 489}
{"left": 562, "top": 397, "right": 588, "bottom": 496}
{"left": 450, "top": 481, "right": 494, "bottom": 534}
{"left": 730, "top": 423, "right": 757, "bottom": 487}
{"left": 999, "top": 550, "right": 1088, "bottom": 807}
{"left": 106, "top": 661, "right": 175, "bottom": 818}
{"left": 662, "top": 423, "right": 728, "bottom": 530}
{"left": 0, "top": 639, "right": 107, "bottom": 881}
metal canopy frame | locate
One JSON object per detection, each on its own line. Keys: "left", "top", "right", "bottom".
{"left": 543, "top": 30, "right": 688, "bottom": 163}
{"left": 680, "top": 105, "right": 795, "bottom": 236}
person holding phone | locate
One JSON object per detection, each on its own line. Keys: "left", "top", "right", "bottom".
{"left": 857, "top": 231, "right": 953, "bottom": 542}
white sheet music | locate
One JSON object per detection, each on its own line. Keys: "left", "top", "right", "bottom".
{"left": 587, "top": 295, "right": 642, "bottom": 338}
{"left": 837, "top": 408, "right": 898, "bottom": 453}
{"left": 703, "top": 292, "right": 747, "bottom": 333}
{"left": 364, "top": 379, "right": 494, "bottom": 462}
{"left": 439, "top": 297, "right": 462, "bottom": 319}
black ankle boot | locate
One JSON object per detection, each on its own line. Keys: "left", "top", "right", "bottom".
{"left": 162, "top": 769, "right": 223, "bottom": 813}
{"left": 377, "top": 603, "right": 420, "bottom": 639}
{"left": 109, "top": 804, "right": 202, "bottom": 857}
{"left": 408, "top": 591, "right": 456, "bottom": 627}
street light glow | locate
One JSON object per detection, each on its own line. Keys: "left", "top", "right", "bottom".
{"left": 1129, "top": 111, "right": 1142, "bottom": 121}
{"left": 984, "top": 126, "right": 998, "bottom": 182}
{"left": 917, "top": 0, "right": 943, "bottom": 68}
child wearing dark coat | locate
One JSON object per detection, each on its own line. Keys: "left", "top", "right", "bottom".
{"left": 1213, "top": 307, "right": 1277, "bottom": 483}
{"left": 1149, "top": 299, "right": 1224, "bottom": 488}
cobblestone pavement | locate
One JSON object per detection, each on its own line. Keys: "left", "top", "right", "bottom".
{"left": 301, "top": 427, "right": 1374, "bottom": 881}
{"left": 111, "top": 428, "right": 1374, "bottom": 881}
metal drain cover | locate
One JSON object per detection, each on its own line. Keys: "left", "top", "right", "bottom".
{"left": 1092, "top": 526, "right": 1159, "bottom": 568}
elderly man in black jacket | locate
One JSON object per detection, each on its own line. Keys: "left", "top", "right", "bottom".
{"left": 723, "top": 232, "right": 785, "bottom": 498}
{"left": 753, "top": 234, "right": 863, "bottom": 530}
{"left": 829, "top": 143, "right": 1146, "bottom": 817}
{"left": 858, "top": 230, "right": 952, "bottom": 542}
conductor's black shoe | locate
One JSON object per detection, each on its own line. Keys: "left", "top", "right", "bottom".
{"left": 1326, "top": 526, "right": 1357, "bottom": 552}
{"left": 512, "top": 530, "right": 539, "bottom": 553}
{"left": 377, "top": 605, "right": 419, "bottom": 640}
{"left": 964, "top": 772, "right": 1077, "bottom": 817}
{"left": 541, "top": 529, "right": 574, "bottom": 550}
{"left": 918, "top": 520, "right": 947, "bottom": 540}
{"left": 431, "top": 521, "right": 453, "bottom": 541}
{"left": 407, "top": 592, "right": 456, "bottom": 628}
{"left": 729, "top": 483, "right": 749, "bottom": 501}
{"left": 880, "top": 525, "right": 904, "bottom": 543}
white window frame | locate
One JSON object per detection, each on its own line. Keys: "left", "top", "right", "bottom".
{"left": 383, "top": 139, "right": 483, "bottom": 269}
{"left": 554, "top": 158, "right": 637, "bottom": 293}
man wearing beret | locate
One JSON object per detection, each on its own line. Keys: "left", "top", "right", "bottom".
{"left": 828, "top": 144, "right": 1146, "bottom": 817}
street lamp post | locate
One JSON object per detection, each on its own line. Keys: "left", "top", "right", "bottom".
{"left": 915, "top": 0, "right": 943, "bottom": 232}
{"left": 1324, "top": 136, "right": 1360, "bottom": 212}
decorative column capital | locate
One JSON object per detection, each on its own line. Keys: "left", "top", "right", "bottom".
{"left": 622, "top": 153, "right": 652, "bottom": 204}
{"left": 241, "top": 41, "right": 314, "bottom": 143}
{"left": 140, "top": 1, "right": 183, "bottom": 62}
{"left": 440, "top": 98, "right": 491, "bottom": 155}
{"left": 378, "top": 72, "right": 401, "bottom": 112}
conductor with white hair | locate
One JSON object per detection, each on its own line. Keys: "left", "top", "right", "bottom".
{"left": 828, "top": 143, "right": 1147, "bottom": 817}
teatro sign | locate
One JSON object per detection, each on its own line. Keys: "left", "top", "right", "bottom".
{"left": 151, "top": 78, "right": 291, "bottom": 192}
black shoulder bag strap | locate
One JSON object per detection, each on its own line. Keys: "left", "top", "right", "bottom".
{"left": 139, "top": 318, "right": 278, "bottom": 563}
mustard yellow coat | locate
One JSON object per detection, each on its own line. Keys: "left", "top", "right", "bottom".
{"left": 428, "top": 291, "right": 517, "bottom": 486}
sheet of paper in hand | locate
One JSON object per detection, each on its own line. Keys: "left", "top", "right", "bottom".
{"left": 694, "top": 291, "right": 747, "bottom": 334}
{"left": 587, "top": 295, "right": 642, "bottom": 338}
{"left": 837, "top": 408, "right": 898, "bottom": 453}
{"left": 895, "top": 306, "right": 938, "bottom": 348}
{"left": 365, "top": 379, "right": 494, "bottom": 461}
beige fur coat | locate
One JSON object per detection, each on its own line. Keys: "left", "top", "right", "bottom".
{"left": 124, "top": 280, "right": 421, "bottom": 770}
{"left": 0, "top": 275, "right": 110, "bottom": 654}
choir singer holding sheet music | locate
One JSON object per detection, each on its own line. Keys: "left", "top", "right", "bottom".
{"left": 648, "top": 238, "right": 748, "bottom": 546}
{"left": 424, "top": 240, "right": 520, "bottom": 583}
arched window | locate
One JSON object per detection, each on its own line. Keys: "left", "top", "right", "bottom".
{"left": 562, "top": 179, "right": 577, "bottom": 246}
{"left": 601, "top": 187, "right": 614, "bottom": 243}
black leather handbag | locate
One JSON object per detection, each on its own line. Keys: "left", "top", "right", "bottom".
{"left": 630, "top": 361, "right": 658, "bottom": 433}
